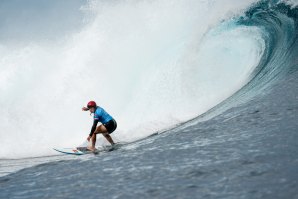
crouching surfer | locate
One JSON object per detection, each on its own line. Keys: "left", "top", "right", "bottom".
{"left": 82, "top": 101, "right": 117, "bottom": 151}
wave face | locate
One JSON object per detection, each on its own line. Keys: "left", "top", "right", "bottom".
{"left": 0, "top": 0, "right": 297, "bottom": 159}
{"left": 187, "top": 0, "right": 298, "bottom": 123}
{"left": 237, "top": 0, "right": 298, "bottom": 97}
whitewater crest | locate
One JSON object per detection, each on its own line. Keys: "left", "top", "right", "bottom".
{"left": 0, "top": 0, "right": 265, "bottom": 158}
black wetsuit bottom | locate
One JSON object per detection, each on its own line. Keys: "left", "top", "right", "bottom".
{"left": 103, "top": 119, "right": 117, "bottom": 134}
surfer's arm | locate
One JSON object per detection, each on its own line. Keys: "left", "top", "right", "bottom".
{"left": 89, "top": 119, "right": 99, "bottom": 138}
{"left": 82, "top": 107, "right": 89, "bottom": 111}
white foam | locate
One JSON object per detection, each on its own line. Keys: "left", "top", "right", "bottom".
{"left": 0, "top": 0, "right": 260, "bottom": 158}
{"left": 280, "top": 0, "right": 298, "bottom": 8}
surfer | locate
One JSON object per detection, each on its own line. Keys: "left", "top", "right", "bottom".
{"left": 82, "top": 101, "right": 117, "bottom": 151}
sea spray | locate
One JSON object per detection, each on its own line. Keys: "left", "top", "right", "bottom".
{"left": 0, "top": 0, "right": 259, "bottom": 158}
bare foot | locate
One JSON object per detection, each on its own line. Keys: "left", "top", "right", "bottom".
{"left": 87, "top": 146, "right": 96, "bottom": 152}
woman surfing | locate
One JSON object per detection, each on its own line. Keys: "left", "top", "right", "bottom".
{"left": 82, "top": 101, "right": 117, "bottom": 151}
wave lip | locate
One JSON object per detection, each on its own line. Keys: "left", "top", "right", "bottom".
{"left": 170, "top": 0, "right": 298, "bottom": 129}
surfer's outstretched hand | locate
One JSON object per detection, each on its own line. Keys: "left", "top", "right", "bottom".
{"left": 82, "top": 107, "right": 89, "bottom": 111}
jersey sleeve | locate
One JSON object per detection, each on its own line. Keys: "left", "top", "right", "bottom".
{"left": 89, "top": 119, "right": 99, "bottom": 137}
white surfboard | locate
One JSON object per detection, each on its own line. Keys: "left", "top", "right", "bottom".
{"left": 53, "top": 147, "right": 97, "bottom": 155}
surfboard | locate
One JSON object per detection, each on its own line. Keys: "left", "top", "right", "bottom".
{"left": 53, "top": 147, "right": 98, "bottom": 155}
{"left": 53, "top": 132, "right": 159, "bottom": 155}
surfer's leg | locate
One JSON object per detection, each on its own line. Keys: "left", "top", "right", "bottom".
{"left": 91, "top": 133, "right": 97, "bottom": 148}
{"left": 86, "top": 134, "right": 97, "bottom": 151}
{"left": 95, "top": 125, "right": 115, "bottom": 145}
{"left": 103, "top": 133, "right": 115, "bottom": 145}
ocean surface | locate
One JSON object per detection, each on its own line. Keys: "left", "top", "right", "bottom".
{"left": 0, "top": 0, "right": 298, "bottom": 198}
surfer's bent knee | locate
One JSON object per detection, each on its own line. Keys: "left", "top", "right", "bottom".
{"left": 95, "top": 125, "right": 108, "bottom": 134}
